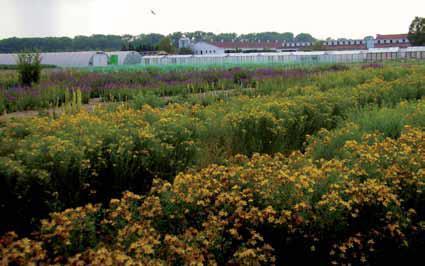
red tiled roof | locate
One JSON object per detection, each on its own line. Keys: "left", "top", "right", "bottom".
{"left": 209, "top": 41, "right": 284, "bottom": 49}
{"left": 376, "top": 34, "right": 408, "bottom": 40}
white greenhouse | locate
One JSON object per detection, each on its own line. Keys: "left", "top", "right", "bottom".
{"left": 41, "top": 51, "right": 108, "bottom": 67}
{"left": 0, "top": 51, "right": 109, "bottom": 67}
{"left": 139, "top": 47, "right": 425, "bottom": 66}
{"left": 106, "top": 51, "right": 142, "bottom": 65}
{"left": 0, "top": 54, "right": 17, "bottom": 65}
{"left": 1, "top": 46, "right": 425, "bottom": 68}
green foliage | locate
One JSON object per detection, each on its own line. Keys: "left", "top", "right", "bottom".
{"left": 0, "top": 35, "right": 125, "bottom": 53}
{"left": 2, "top": 127, "right": 425, "bottom": 265}
{"left": 157, "top": 37, "right": 176, "bottom": 54}
{"left": 295, "top": 33, "right": 316, "bottom": 42}
{"left": 63, "top": 89, "right": 83, "bottom": 114}
{"left": 408, "top": 16, "right": 425, "bottom": 46}
{"left": 239, "top": 32, "right": 295, "bottom": 42}
{"left": 131, "top": 92, "right": 167, "bottom": 109}
{"left": 124, "top": 33, "right": 164, "bottom": 52}
{"left": 2, "top": 63, "right": 425, "bottom": 238}
{"left": 308, "top": 41, "right": 326, "bottom": 51}
{"left": 17, "top": 52, "right": 42, "bottom": 86}
{"left": 0, "top": 32, "right": 317, "bottom": 53}
{"left": 178, "top": 47, "right": 193, "bottom": 55}
{"left": 232, "top": 69, "right": 252, "bottom": 86}
{"left": 307, "top": 100, "right": 425, "bottom": 160}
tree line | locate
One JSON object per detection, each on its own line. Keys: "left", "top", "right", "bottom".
{"left": 2, "top": 16, "right": 424, "bottom": 55}
{"left": 0, "top": 32, "right": 316, "bottom": 54}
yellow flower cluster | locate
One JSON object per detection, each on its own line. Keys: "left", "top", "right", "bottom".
{"left": 2, "top": 126, "right": 424, "bottom": 265}
{"left": 0, "top": 232, "right": 46, "bottom": 265}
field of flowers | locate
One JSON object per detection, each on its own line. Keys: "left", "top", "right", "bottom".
{"left": 0, "top": 64, "right": 349, "bottom": 113}
{"left": 1, "top": 63, "right": 425, "bottom": 264}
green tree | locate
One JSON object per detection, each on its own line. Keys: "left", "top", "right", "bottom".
{"left": 295, "top": 33, "right": 315, "bottom": 42}
{"left": 157, "top": 37, "right": 176, "bottom": 53}
{"left": 408, "top": 16, "right": 425, "bottom": 46}
{"left": 309, "top": 41, "right": 325, "bottom": 51}
{"left": 168, "top": 32, "right": 184, "bottom": 47}
{"left": 216, "top": 33, "right": 238, "bottom": 41}
{"left": 0, "top": 32, "right": 318, "bottom": 53}
{"left": 130, "top": 33, "right": 164, "bottom": 52}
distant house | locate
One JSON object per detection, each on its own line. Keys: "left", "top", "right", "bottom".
{"left": 191, "top": 41, "right": 225, "bottom": 55}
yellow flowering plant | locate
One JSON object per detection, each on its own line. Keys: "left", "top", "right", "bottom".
{"left": 1, "top": 126, "right": 424, "bottom": 265}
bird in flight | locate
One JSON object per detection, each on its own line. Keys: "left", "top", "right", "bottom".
{"left": 150, "top": 10, "right": 157, "bottom": 15}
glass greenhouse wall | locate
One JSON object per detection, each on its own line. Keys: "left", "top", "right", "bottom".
{"left": 1, "top": 47, "right": 425, "bottom": 68}
{"left": 140, "top": 47, "right": 425, "bottom": 67}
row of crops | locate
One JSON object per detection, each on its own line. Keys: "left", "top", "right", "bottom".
{"left": 0, "top": 62, "right": 422, "bottom": 114}
{"left": 1, "top": 63, "right": 425, "bottom": 264}
{"left": 0, "top": 63, "right": 352, "bottom": 113}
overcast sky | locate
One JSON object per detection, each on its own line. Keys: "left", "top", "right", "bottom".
{"left": 0, "top": 0, "right": 424, "bottom": 40}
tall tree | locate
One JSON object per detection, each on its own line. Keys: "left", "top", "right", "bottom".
{"left": 408, "top": 16, "right": 425, "bottom": 46}
{"left": 168, "top": 32, "right": 184, "bottom": 47}
{"left": 157, "top": 37, "right": 176, "bottom": 53}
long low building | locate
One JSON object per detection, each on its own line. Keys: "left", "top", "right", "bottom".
{"left": 0, "top": 51, "right": 143, "bottom": 67}
{"left": 187, "top": 34, "right": 412, "bottom": 54}
{"left": 0, "top": 51, "right": 109, "bottom": 67}
{"left": 1, "top": 47, "right": 425, "bottom": 68}
{"left": 140, "top": 46, "right": 425, "bottom": 66}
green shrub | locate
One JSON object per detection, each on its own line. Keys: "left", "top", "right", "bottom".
{"left": 131, "top": 92, "right": 167, "bottom": 109}
{"left": 2, "top": 127, "right": 425, "bottom": 265}
{"left": 17, "top": 52, "right": 42, "bottom": 86}
{"left": 2, "top": 63, "right": 425, "bottom": 236}
{"left": 307, "top": 100, "right": 425, "bottom": 160}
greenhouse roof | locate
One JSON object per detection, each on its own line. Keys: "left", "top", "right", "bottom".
{"left": 0, "top": 51, "right": 107, "bottom": 67}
